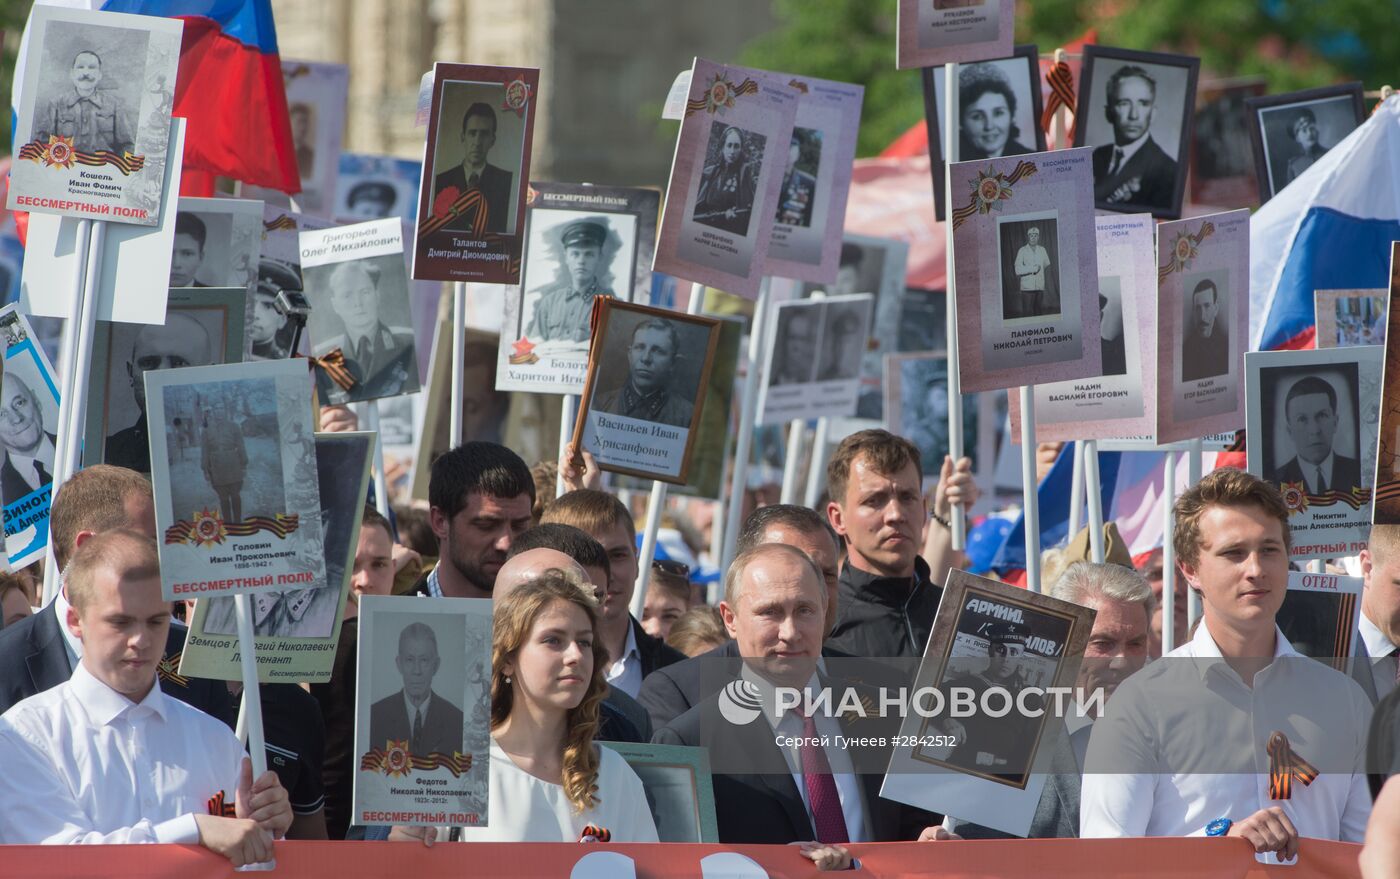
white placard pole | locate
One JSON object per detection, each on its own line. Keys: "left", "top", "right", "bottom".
{"left": 233, "top": 593, "right": 268, "bottom": 775}
{"left": 780, "top": 421, "right": 807, "bottom": 504}
{"left": 364, "top": 401, "right": 390, "bottom": 517}
{"left": 720, "top": 277, "right": 773, "bottom": 573}
{"left": 450, "top": 281, "right": 467, "bottom": 447}
{"left": 1068, "top": 441, "right": 1085, "bottom": 539}
{"left": 1085, "top": 439, "right": 1105, "bottom": 563}
{"left": 1020, "top": 386, "right": 1042, "bottom": 592}
{"left": 944, "top": 61, "right": 966, "bottom": 551}
{"left": 1162, "top": 450, "right": 1178, "bottom": 653}
{"left": 556, "top": 394, "right": 578, "bottom": 498}
{"left": 632, "top": 281, "right": 707, "bottom": 617}
{"left": 803, "top": 417, "right": 831, "bottom": 509}
{"left": 1186, "top": 436, "right": 1204, "bottom": 626}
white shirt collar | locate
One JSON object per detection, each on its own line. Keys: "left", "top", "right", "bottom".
{"left": 69, "top": 659, "right": 168, "bottom": 726}
{"left": 8, "top": 434, "right": 54, "bottom": 492}
{"left": 1181, "top": 617, "right": 1297, "bottom": 679}
{"left": 1111, "top": 130, "right": 1151, "bottom": 166}
{"left": 1359, "top": 609, "right": 1397, "bottom": 661}
{"left": 403, "top": 689, "right": 430, "bottom": 724}
{"left": 1299, "top": 451, "right": 1335, "bottom": 493}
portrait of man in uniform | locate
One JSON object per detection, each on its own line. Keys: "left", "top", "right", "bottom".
{"left": 775, "top": 129, "right": 818, "bottom": 228}
{"left": 1180, "top": 277, "right": 1229, "bottom": 382}
{"left": 200, "top": 409, "right": 247, "bottom": 523}
{"left": 595, "top": 317, "right": 696, "bottom": 429}
{"left": 0, "top": 373, "right": 57, "bottom": 505}
{"left": 1090, "top": 65, "right": 1178, "bottom": 213}
{"left": 1267, "top": 375, "right": 1362, "bottom": 497}
{"left": 769, "top": 304, "right": 819, "bottom": 386}
{"left": 169, "top": 213, "right": 210, "bottom": 288}
{"left": 526, "top": 219, "right": 614, "bottom": 344}
{"left": 106, "top": 313, "right": 215, "bottom": 474}
{"left": 290, "top": 102, "right": 315, "bottom": 180}
{"left": 34, "top": 49, "right": 132, "bottom": 156}
{"left": 432, "top": 102, "right": 512, "bottom": 235}
{"left": 345, "top": 180, "right": 398, "bottom": 220}
{"left": 249, "top": 263, "right": 294, "bottom": 361}
{"left": 314, "top": 259, "right": 416, "bottom": 404}
{"left": 368, "top": 621, "right": 465, "bottom": 757}
{"left": 933, "top": 621, "right": 1042, "bottom": 785}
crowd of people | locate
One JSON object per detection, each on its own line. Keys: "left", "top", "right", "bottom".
{"left": 0, "top": 408, "right": 1398, "bottom": 874}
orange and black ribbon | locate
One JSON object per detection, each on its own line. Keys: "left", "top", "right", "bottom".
{"left": 360, "top": 748, "right": 474, "bottom": 779}
{"left": 1267, "top": 731, "right": 1318, "bottom": 800}
{"left": 950, "top": 161, "right": 1039, "bottom": 229}
{"left": 1374, "top": 479, "right": 1400, "bottom": 506}
{"left": 18, "top": 137, "right": 145, "bottom": 175}
{"left": 309, "top": 347, "right": 357, "bottom": 392}
{"left": 578, "top": 825, "right": 611, "bottom": 843}
{"left": 206, "top": 790, "right": 236, "bottom": 818}
{"left": 264, "top": 214, "right": 297, "bottom": 232}
{"left": 685, "top": 77, "right": 760, "bottom": 117}
{"left": 164, "top": 513, "right": 301, "bottom": 545}
{"left": 1040, "top": 59, "right": 1076, "bottom": 142}
{"left": 419, "top": 189, "right": 490, "bottom": 238}
{"left": 1158, "top": 221, "right": 1216, "bottom": 282}
{"left": 157, "top": 653, "right": 189, "bottom": 688}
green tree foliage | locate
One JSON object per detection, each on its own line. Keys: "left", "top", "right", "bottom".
{"left": 743, "top": 0, "right": 1400, "bottom": 157}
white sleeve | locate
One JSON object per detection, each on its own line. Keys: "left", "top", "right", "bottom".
{"left": 1340, "top": 688, "right": 1375, "bottom": 843}
{"left": 606, "top": 753, "right": 659, "bottom": 843}
{"left": 1078, "top": 688, "right": 1157, "bottom": 838}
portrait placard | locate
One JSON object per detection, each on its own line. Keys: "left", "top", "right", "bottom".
{"left": 1010, "top": 214, "right": 1156, "bottom": 441}
{"left": 1246, "top": 346, "right": 1380, "bottom": 561}
{"left": 1246, "top": 84, "right": 1365, "bottom": 204}
{"left": 573, "top": 300, "right": 721, "bottom": 485}
{"left": 300, "top": 218, "right": 421, "bottom": 404}
{"left": 884, "top": 352, "right": 981, "bottom": 493}
{"left": 763, "top": 75, "right": 863, "bottom": 283}
{"left": 653, "top": 58, "right": 797, "bottom": 299}
{"left": 1073, "top": 46, "right": 1200, "bottom": 220}
{"left": 1277, "top": 571, "right": 1363, "bottom": 662}
{"left": 337, "top": 153, "right": 422, "bottom": 223}
{"left": 9, "top": 5, "right": 182, "bottom": 225}
{"left": 413, "top": 63, "right": 539, "bottom": 284}
{"left": 496, "top": 182, "right": 660, "bottom": 394}
{"left": 950, "top": 147, "right": 1102, "bottom": 393}
{"left": 180, "top": 432, "right": 373, "bottom": 683}
{"left": 281, "top": 61, "right": 348, "bottom": 218}
{"left": 599, "top": 742, "right": 718, "bottom": 843}
{"left": 0, "top": 306, "right": 61, "bottom": 569}
{"left": 881, "top": 569, "right": 1095, "bottom": 837}
{"left": 252, "top": 202, "right": 307, "bottom": 360}
{"left": 757, "top": 294, "right": 873, "bottom": 424}
{"left": 895, "top": 0, "right": 1015, "bottom": 71}
{"left": 1155, "top": 208, "right": 1250, "bottom": 444}
{"left": 1315, "top": 288, "right": 1387, "bottom": 349}
{"left": 1377, "top": 242, "right": 1400, "bottom": 523}
{"left": 353, "top": 595, "right": 492, "bottom": 828}
{"left": 1189, "top": 78, "right": 1266, "bottom": 208}
{"left": 146, "top": 359, "right": 326, "bottom": 601}
{"left": 82, "top": 287, "right": 247, "bottom": 475}
{"left": 921, "top": 46, "right": 1046, "bottom": 220}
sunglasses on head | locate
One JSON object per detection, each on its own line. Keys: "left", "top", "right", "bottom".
{"left": 652, "top": 559, "right": 690, "bottom": 578}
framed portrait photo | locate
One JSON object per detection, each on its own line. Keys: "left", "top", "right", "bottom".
{"left": 757, "top": 294, "right": 874, "bottom": 424}
{"left": 896, "top": 0, "right": 1014, "bottom": 70}
{"left": 573, "top": 299, "right": 721, "bottom": 485}
{"left": 1278, "top": 570, "right": 1363, "bottom": 664}
{"left": 599, "top": 742, "right": 719, "bottom": 843}
{"left": 1315, "top": 289, "right": 1388, "bottom": 349}
{"left": 336, "top": 153, "right": 422, "bottom": 224}
{"left": 496, "top": 182, "right": 661, "bottom": 395}
{"left": 921, "top": 46, "right": 1046, "bottom": 220}
{"left": 881, "top": 569, "right": 1096, "bottom": 837}
{"left": 949, "top": 146, "right": 1102, "bottom": 393}
{"left": 252, "top": 203, "right": 308, "bottom": 362}
{"left": 1246, "top": 346, "right": 1381, "bottom": 561}
{"left": 1189, "top": 78, "right": 1266, "bottom": 208}
{"left": 413, "top": 63, "right": 539, "bottom": 284}
{"left": 1073, "top": 46, "right": 1201, "bottom": 220}
{"left": 1246, "top": 83, "right": 1365, "bottom": 204}
{"left": 0, "top": 306, "right": 62, "bottom": 569}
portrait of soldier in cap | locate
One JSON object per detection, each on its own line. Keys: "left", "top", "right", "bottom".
{"left": 346, "top": 180, "right": 398, "bottom": 220}
{"left": 595, "top": 317, "right": 696, "bottom": 429}
{"left": 249, "top": 259, "right": 297, "bottom": 361}
{"left": 525, "top": 218, "right": 616, "bottom": 344}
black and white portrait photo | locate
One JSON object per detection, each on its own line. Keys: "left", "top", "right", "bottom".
{"left": 368, "top": 615, "right": 467, "bottom": 756}
{"left": 1277, "top": 572, "right": 1362, "bottom": 661}
{"left": 592, "top": 314, "right": 708, "bottom": 429}
{"left": 1075, "top": 47, "right": 1199, "bottom": 219}
{"left": 429, "top": 81, "right": 525, "bottom": 236}
{"left": 301, "top": 219, "right": 421, "bottom": 405}
{"left": 775, "top": 127, "right": 820, "bottom": 228}
{"left": 522, "top": 214, "right": 633, "bottom": 344}
{"left": 758, "top": 295, "right": 872, "bottom": 425}
{"left": 998, "top": 217, "right": 1060, "bottom": 322}
{"left": 1246, "top": 84, "right": 1365, "bottom": 204}
{"left": 337, "top": 153, "right": 422, "bottom": 224}
{"left": 1098, "top": 275, "right": 1127, "bottom": 377}
{"left": 816, "top": 299, "right": 869, "bottom": 381}
{"left": 922, "top": 47, "right": 1045, "bottom": 218}
{"left": 768, "top": 302, "right": 820, "bottom": 387}
{"left": 280, "top": 62, "right": 348, "bottom": 218}
{"left": 290, "top": 101, "right": 316, "bottom": 181}
{"left": 886, "top": 353, "right": 980, "bottom": 489}
{"left": 694, "top": 121, "right": 764, "bottom": 238}
{"left": 1179, "top": 270, "right": 1230, "bottom": 383}
{"left": 1260, "top": 366, "right": 1362, "bottom": 497}
{"left": 0, "top": 356, "right": 60, "bottom": 508}
{"left": 169, "top": 199, "right": 262, "bottom": 291}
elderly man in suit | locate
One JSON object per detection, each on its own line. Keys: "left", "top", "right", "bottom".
{"left": 0, "top": 372, "right": 56, "bottom": 504}
{"left": 1091, "top": 65, "right": 1177, "bottom": 213}
{"left": 368, "top": 622, "right": 465, "bottom": 757}
{"left": 1268, "top": 375, "right": 1361, "bottom": 497}
{"left": 432, "top": 102, "right": 512, "bottom": 235}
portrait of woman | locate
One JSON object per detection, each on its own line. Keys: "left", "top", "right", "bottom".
{"left": 959, "top": 62, "right": 1033, "bottom": 160}
{"left": 694, "top": 123, "right": 760, "bottom": 238}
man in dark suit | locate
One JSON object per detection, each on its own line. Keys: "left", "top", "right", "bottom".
{"left": 0, "top": 372, "right": 56, "bottom": 504}
{"left": 1180, "top": 278, "right": 1230, "bottom": 382}
{"left": 368, "top": 622, "right": 465, "bottom": 756}
{"left": 432, "top": 102, "right": 512, "bottom": 235}
{"left": 776, "top": 132, "right": 817, "bottom": 227}
{"left": 655, "top": 543, "right": 934, "bottom": 847}
{"left": 313, "top": 259, "right": 416, "bottom": 404}
{"left": 1268, "top": 375, "right": 1361, "bottom": 496}
{"left": 105, "top": 312, "right": 214, "bottom": 474}
{"left": 1091, "top": 65, "right": 1177, "bottom": 214}
{"left": 0, "top": 464, "right": 232, "bottom": 724}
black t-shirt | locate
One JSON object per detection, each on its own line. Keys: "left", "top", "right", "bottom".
{"left": 255, "top": 682, "right": 327, "bottom": 816}
{"left": 310, "top": 617, "right": 358, "bottom": 839}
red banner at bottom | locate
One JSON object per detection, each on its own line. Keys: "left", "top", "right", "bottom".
{"left": 0, "top": 838, "right": 1360, "bottom": 878}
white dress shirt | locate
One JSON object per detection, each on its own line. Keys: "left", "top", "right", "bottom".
{"left": 403, "top": 690, "right": 431, "bottom": 731}
{"left": 1080, "top": 620, "right": 1372, "bottom": 857}
{"left": 8, "top": 434, "right": 55, "bottom": 493}
{"left": 743, "top": 664, "right": 869, "bottom": 843}
{"left": 0, "top": 662, "right": 245, "bottom": 844}
{"left": 605, "top": 621, "right": 642, "bottom": 698}
{"left": 1359, "top": 611, "right": 1398, "bottom": 700}
{"left": 1295, "top": 452, "right": 1335, "bottom": 495}
{"left": 1106, "top": 130, "right": 1151, "bottom": 175}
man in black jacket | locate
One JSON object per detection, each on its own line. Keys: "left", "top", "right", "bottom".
{"left": 0, "top": 464, "right": 232, "bottom": 724}
{"left": 824, "top": 429, "right": 977, "bottom": 659}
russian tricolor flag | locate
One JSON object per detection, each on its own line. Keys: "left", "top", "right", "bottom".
{"left": 14, "top": 0, "right": 299, "bottom": 196}
{"left": 1252, "top": 96, "right": 1400, "bottom": 352}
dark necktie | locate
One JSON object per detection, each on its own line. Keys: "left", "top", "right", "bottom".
{"left": 798, "top": 710, "right": 849, "bottom": 844}
{"left": 1316, "top": 465, "right": 1328, "bottom": 494}
{"left": 1109, "top": 147, "right": 1124, "bottom": 177}
{"left": 467, "top": 172, "right": 481, "bottom": 191}
{"left": 33, "top": 458, "right": 50, "bottom": 487}
{"left": 411, "top": 707, "right": 424, "bottom": 754}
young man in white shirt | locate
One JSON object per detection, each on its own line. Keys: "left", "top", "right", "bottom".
{"left": 0, "top": 529, "right": 292, "bottom": 864}
{"left": 1080, "top": 468, "right": 1372, "bottom": 861}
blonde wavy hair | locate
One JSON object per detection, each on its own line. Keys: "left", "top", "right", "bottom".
{"left": 490, "top": 569, "right": 608, "bottom": 814}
